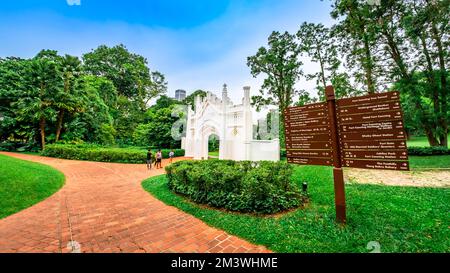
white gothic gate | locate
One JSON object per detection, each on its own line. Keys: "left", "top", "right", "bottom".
{"left": 182, "top": 84, "right": 280, "bottom": 161}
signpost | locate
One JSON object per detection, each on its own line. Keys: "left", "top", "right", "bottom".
{"left": 284, "top": 86, "right": 409, "bottom": 224}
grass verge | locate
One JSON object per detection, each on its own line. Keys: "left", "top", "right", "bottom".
{"left": 0, "top": 154, "right": 65, "bottom": 219}
{"left": 142, "top": 165, "right": 450, "bottom": 253}
{"left": 409, "top": 155, "right": 450, "bottom": 169}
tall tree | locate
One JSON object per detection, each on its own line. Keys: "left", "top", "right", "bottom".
{"left": 247, "top": 31, "right": 303, "bottom": 121}
{"left": 0, "top": 57, "right": 31, "bottom": 142}
{"left": 55, "top": 55, "right": 85, "bottom": 141}
{"left": 371, "top": 0, "right": 448, "bottom": 147}
{"left": 297, "top": 22, "right": 340, "bottom": 98}
{"left": 331, "top": 0, "right": 381, "bottom": 94}
{"left": 82, "top": 44, "right": 165, "bottom": 108}
{"left": 83, "top": 44, "right": 167, "bottom": 143}
{"left": 15, "top": 55, "right": 62, "bottom": 149}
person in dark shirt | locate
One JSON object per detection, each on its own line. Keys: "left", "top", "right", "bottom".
{"left": 146, "top": 149, "right": 153, "bottom": 170}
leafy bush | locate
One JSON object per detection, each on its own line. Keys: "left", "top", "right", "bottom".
{"left": 165, "top": 160, "right": 305, "bottom": 214}
{"left": 0, "top": 141, "right": 40, "bottom": 152}
{"left": 42, "top": 144, "right": 184, "bottom": 163}
{"left": 407, "top": 146, "right": 450, "bottom": 156}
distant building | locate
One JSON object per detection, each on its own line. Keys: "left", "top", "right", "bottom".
{"left": 175, "top": 89, "right": 187, "bottom": 101}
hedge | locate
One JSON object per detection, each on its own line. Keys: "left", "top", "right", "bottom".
{"left": 165, "top": 160, "right": 306, "bottom": 214}
{"left": 41, "top": 144, "right": 185, "bottom": 163}
{"left": 407, "top": 146, "right": 450, "bottom": 156}
{"left": 0, "top": 141, "right": 40, "bottom": 153}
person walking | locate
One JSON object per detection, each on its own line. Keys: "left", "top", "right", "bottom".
{"left": 155, "top": 150, "right": 163, "bottom": 169}
{"left": 169, "top": 149, "right": 174, "bottom": 163}
{"left": 146, "top": 149, "right": 153, "bottom": 170}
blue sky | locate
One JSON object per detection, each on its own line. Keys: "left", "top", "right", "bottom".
{"left": 0, "top": 0, "right": 333, "bottom": 103}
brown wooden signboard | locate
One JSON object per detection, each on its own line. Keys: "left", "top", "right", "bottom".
{"left": 342, "top": 150, "right": 408, "bottom": 160}
{"left": 342, "top": 159, "right": 409, "bottom": 171}
{"left": 285, "top": 142, "right": 332, "bottom": 150}
{"left": 341, "top": 140, "right": 407, "bottom": 150}
{"left": 285, "top": 117, "right": 329, "bottom": 128}
{"left": 285, "top": 110, "right": 328, "bottom": 120}
{"left": 287, "top": 150, "right": 332, "bottom": 158}
{"left": 285, "top": 102, "right": 327, "bottom": 114}
{"left": 285, "top": 125, "right": 330, "bottom": 135}
{"left": 338, "top": 101, "right": 401, "bottom": 115}
{"left": 341, "top": 129, "right": 406, "bottom": 141}
{"left": 285, "top": 133, "right": 331, "bottom": 142}
{"left": 340, "top": 121, "right": 405, "bottom": 133}
{"left": 338, "top": 110, "right": 403, "bottom": 124}
{"left": 283, "top": 86, "right": 409, "bottom": 223}
{"left": 337, "top": 91, "right": 400, "bottom": 106}
{"left": 287, "top": 157, "right": 333, "bottom": 166}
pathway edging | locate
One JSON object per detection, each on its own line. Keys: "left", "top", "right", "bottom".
{"left": 0, "top": 152, "right": 270, "bottom": 253}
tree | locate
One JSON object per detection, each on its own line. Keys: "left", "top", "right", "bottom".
{"left": 146, "top": 71, "right": 168, "bottom": 106}
{"left": 400, "top": 0, "right": 449, "bottom": 147}
{"left": 183, "top": 89, "right": 207, "bottom": 108}
{"left": 133, "top": 96, "right": 182, "bottom": 148}
{"left": 60, "top": 75, "right": 116, "bottom": 144}
{"left": 83, "top": 44, "right": 167, "bottom": 143}
{"left": 15, "top": 55, "right": 62, "bottom": 149}
{"left": 82, "top": 44, "right": 165, "bottom": 109}
{"left": 247, "top": 31, "right": 303, "bottom": 120}
{"left": 370, "top": 0, "right": 448, "bottom": 147}
{"left": 297, "top": 22, "right": 341, "bottom": 99}
{"left": 0, "top": 57, "right": 31, "bottom": 142}
{"left": 331, "top": 0, "right": 381, "bottom": 94}
{"left": 55, "top": 55, "right": 85, "bottom": 142}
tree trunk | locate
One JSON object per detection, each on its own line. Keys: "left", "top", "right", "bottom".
{"left": 39, "top": 118, "right": 46, "bottom": 150}
{"left": 363, "top": 35, "right": 375, "bottom": 94}
{"left": 431, "top": 23, "right": 448, "bottom": 148}
{"left": 381, "top": 28, "right": 441, "bottom": 147}
{"left": 425, "top": 129, "right": 439, "bottom": 147}
{"left": 55, "top": 109, "right": 64, "bottom": 142}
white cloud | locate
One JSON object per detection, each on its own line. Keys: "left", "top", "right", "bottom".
{"left": 66, "top": 0, "right": 81, "bottom": 6}
{"left": 0, "top": 0, "right": 333, "bottom": 105}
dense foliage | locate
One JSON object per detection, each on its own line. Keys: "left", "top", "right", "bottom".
{"left": 407, "top": 146, "right": 450, "bottom": 156}
{"left": 0, "top": 44, "right": 169, "bottom": 149}
{"left": 165, "top": 160, "right": 305, "bottom": 214}
{"left": 41, "top": 144, "right": 184, "bottom": 163}
{"left": 249, "top": 0, "right": 449, "bottom": 148}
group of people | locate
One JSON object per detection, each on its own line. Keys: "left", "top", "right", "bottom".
{"left": 146, "top": 149, "right": 175, "bottom": 170}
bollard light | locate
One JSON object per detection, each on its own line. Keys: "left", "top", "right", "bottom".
{"left": 302, "top": 182, "right": 308, "bottom": 193}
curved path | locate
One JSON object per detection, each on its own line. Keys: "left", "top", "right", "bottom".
{"left": 0, "top": 152, "right": 269, "bottom": 253}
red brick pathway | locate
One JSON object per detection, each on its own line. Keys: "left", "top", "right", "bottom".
{"left": 0, "top": 152, "right": 270, "bottom": 253}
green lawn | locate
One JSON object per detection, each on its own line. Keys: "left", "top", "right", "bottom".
{"left": 407, "top": 136, "right": 450, "bottom": 147}
{"left": 409, "top": 155, "right": 450, "bottom": 169}
{"left": 142, "top": 165, "right": 450, "bottom": 253}
{"left": 208, "top": 151, "right": 219, "bottom": 157}
{"left": 0, "top": 154, "right": 65, "bottom": 219}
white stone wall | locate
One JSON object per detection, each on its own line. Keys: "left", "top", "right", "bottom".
{"left": 183, "top": 84, "right": 279, "bottom": 162}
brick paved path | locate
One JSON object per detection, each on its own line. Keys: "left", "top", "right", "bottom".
{"left": 0, "top": 152, "right": 269, "bottom": 253}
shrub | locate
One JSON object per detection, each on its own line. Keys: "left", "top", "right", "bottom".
{"left": 0, "top": 141, "right": 40, "bottom": 152}
{"left": 407, "top": 146, "right": 450, "bottom": 156}
{"left": 165, "top": 160, "right": 305, "bottom": 214}
{"left": 42, "top": 144, "right": 185, "bottom": 163}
